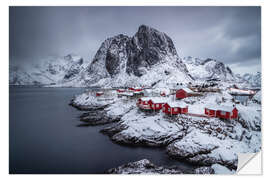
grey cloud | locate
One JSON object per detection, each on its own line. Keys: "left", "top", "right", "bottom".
{"left": 9, "top": 6, "right": 261, "bottom": 74}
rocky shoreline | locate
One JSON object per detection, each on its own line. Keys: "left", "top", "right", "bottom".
{"left": 106, "top": 159, "right": 234, "bottom": 174}
{"left": 69, "top": 92, "right": 261, "bottom": 174}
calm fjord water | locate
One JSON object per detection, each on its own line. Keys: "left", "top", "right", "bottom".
{"left": 9, "top": 87, "right": 194, "bottom": 174}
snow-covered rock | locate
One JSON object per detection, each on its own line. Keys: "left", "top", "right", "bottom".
{"left": 107, "top": 159, "right": 185, "bottom": 174}
{"left": 211, "top": 164, "right": 235, "bottom": 174}
{"left": 70, "top": 87, "right": 261, "bottom": 173}
{"left": 242, "top": 72, "right": 261, "bottom": 88}
{"left": 167, "top": 128, "right": 240, "bottom": 169}
{"left": 70, "top": 91, "right": 115, "bottom": 110}
{"left": 182, "top": 56, "right": 235, "bottom": 82}
{"left": 101, "top": 108, "right": 186, "bottom": 146}
{"left": 194, "top": 166, "right": 214, "bottom": 174}
{"left": 252, "top": 90, "right": 261, "bottom": 104}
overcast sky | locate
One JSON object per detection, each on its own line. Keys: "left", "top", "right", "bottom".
{"left": 9, "top": 6, "right": 261, "bottom": 75}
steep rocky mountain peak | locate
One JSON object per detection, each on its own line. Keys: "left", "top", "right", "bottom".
{"left": 83, "top": 25, "right": 190, "bottom": 87}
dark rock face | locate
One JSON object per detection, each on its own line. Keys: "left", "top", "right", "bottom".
{"left": 126, "top": 25, "right": 179, "bottom": 76}
{"left": 85, "top": 25, "right": 188, "bottom": 82}
{"left": 105, "top": 34, "right": 130, "bottom": 77}
{"left": 64, "top": 64, "right": 83, "bottom": 80}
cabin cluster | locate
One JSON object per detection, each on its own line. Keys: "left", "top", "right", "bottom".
{"left": 136, "top": 87, "right": 238, "bottom": 120}
{"left": 136, "top": 97, "right": 188, "bottom": 115}
{"left": 117, "top": 87, "right": 144, "bottom": 98}
{"left": 94, "top": 86, "right": 239, "bottom": 120}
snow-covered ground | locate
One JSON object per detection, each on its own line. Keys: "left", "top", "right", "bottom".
{"left": 71, "top": 87, "right": 261, "bottom": 173}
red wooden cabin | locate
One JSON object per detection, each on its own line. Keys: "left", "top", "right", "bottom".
{"left": 133, "top": 87, "right": 143, "bottom": 92}
{"left": 96, "top": 91, "right": 104, "bottom": 97}
{"left": 149, "top": 98, "right": 167, "bottom": 110}
{"left": 162, "top": 102, "right": 188, "bottom": 115}
{"left": 129, "top": 87, "right": 143, "bottom": 92}
{"left": 137, "top": 97, "right": 153, "bottom": 110}
{"left": 117, "top": 89, "right": 125, "bottom": 93}
{"left": 176, "top": 88, "right": 195, "bottom": 99}
{"left": 205, "top": 105, "right": 238, "bottom": 120}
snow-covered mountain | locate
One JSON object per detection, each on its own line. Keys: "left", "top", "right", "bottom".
{"left": 9, "top": 54, "right": 85, "bottom": 86}
{"left": 77, "top": 25, "right": 193, "bottom": 87}
{"left": 182, "top": 56, "right": 235, "bottom": 82}
{"left": 9, "top": 25, "right": 261, "bottom": 88}
{"left": 242, "top": 72, "right": 261, "bottom": 88}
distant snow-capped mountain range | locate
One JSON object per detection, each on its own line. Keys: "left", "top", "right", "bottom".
{"left": 10, "top": 54, "right": 85, "bottom": 86}
{"left": 9, "top": 25, "right": 261, "bottom": 88}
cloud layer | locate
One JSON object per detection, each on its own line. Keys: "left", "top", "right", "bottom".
{"left": 9, "top": 6, "right": 261, "bottom": 74}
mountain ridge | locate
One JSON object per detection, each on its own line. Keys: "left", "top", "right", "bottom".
{"left": 9, "top": 25, "right": 261, "bottom": 88}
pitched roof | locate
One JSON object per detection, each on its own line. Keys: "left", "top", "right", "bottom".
{"left": 228, "top": 88, "right": 255, "bottom": 95}
{"left": 181, "top": 88, "right": 194, "bottom": 93}
{"left": 167, "top": 101, "right": 187, "bottom": 108}
{"left": 151, "top": 97, "right": 167, "bottom": 104}
{"left": 205, "top": 105, "right": 236, "bottom": 112}
{"left": 140, "top": 97, "right": 152, "bottom": 101}
{"left": 118, "top": 92, "right": 134, "bottom": 96}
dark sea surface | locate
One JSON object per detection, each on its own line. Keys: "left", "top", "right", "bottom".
{"left": 9, "top": 87, "right": 195, "bottom": 174}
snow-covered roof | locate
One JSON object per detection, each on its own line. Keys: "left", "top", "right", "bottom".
{"left": 119, "top": 92, "right": 134, "bottom": 96}
{"left": 133, "top": 87, "right": 143, "bottom": 90}
{"left": 134, "top": 91, "right": 143, "bottom": 94}
{"left": 167, "top": 101, "right": 187, "bottom": 108}
{"left": 181, "top": 88, "right": 194, "bottom": 93}
{"left": 228, "top": 88, "right": 255, "bottom": 95}
{"left": 140, "top": 97, "right": 152, "bottom": 101}
{"left": 151, "top": 97, "right": 167, "bottom": 104}
{"left": 205, "top": 105, "right": 236, "bottom": 112}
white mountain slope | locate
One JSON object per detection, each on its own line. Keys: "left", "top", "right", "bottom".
{"left": 182, "top": 56, "right": 235, "bottom": 82}
{"left": 242, "top": 72, "right": 261, "bottom": 88}
{"left": 9, "top": 54, "right": 85, "bottom": 86}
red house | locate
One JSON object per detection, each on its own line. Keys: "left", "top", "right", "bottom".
{"left": 162, "top": 102, "right": 188, "bottom": 115}
{"left": 205, "top": 105, "right": 238, "bottom": 120}
{"left": 137, "top": 97, "right": 153, "bottom": 110}
{"left": 176, "top": 88, "right": 197, "bottom": 99}
{"left": 129, "top": 87, "right": 143, "bottom": 92}
{"left": 96, "top": 91, "right": 104, "bottom": 97}
{"left": 117, "top": 89, "right": 125, "bottom": 93}
{"left": 149, "top": 97, "right": 167, "bottom": 110}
